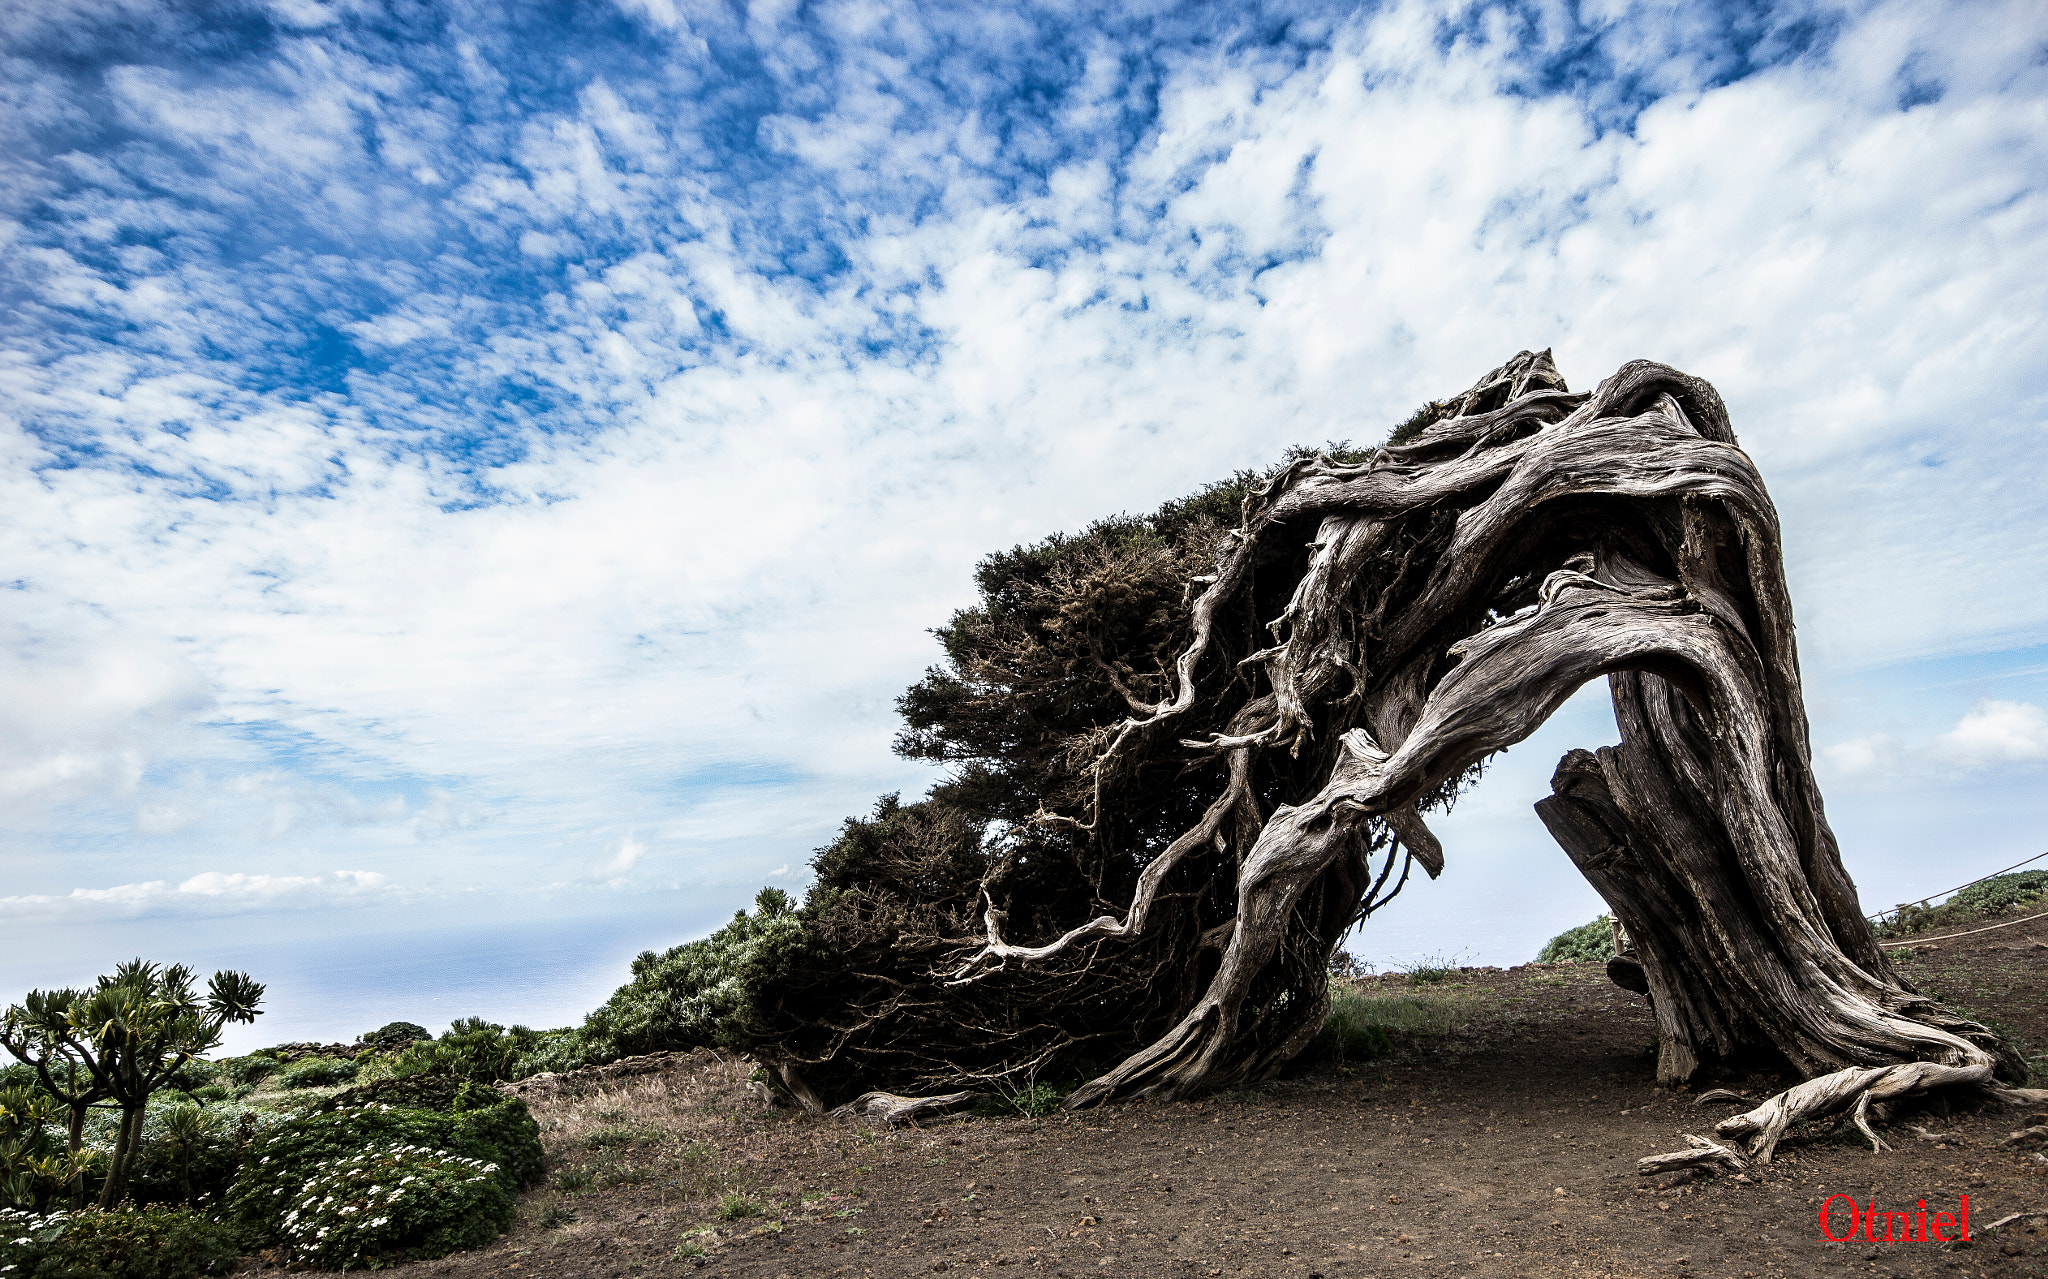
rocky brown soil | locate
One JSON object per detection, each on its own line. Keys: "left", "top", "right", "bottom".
{"left": 373, "top": 922, "right": 2046, "bottom": 1279}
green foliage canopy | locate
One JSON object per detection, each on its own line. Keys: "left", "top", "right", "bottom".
{"left": 359, "top": 1021, "right": 429, "bottom": 1048}
{"left": 1951, "top": 869, "right": 2048, "bottom": 914}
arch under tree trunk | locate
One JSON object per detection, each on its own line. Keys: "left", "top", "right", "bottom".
{"left": 939, "top": 350, "right": 2041, "bottom": 1158}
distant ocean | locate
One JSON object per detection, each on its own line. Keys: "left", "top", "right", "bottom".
{"left": 2, "top": 898, "right": 731, "bottom": 1057}
{"left": 206, "top": 914, "right": 687, "bottom": 1054}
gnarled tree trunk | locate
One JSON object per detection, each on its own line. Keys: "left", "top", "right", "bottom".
{"left": 943, "top": 351, "right": 2036, "bottom": 1147}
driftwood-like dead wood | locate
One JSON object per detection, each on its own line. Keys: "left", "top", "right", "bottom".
{"left": 1905, "top": 1123, "right": 1962, "bottom": 1143}
{"left": 828, "top": 1090, "right": 978, "bottom": 1126}
{"left": 923, "top": 350, "right": 2034, "bottom": 1152}
{"left": 773, "top": 1060, "right": 828, "bottom": 1115}
{"left": 1999, "top": 1122, "right": 2048, "bottom": 1148}
{"left": 1636, "top": 1133, "right": 1750, "bottom": 1177}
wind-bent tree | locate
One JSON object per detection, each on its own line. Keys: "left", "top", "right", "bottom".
{"left": 588, "top": 351, "right": 2038, "bottom": 1160}
{"left": 946, "top": 351, "right": 2041, "bottom": 1156}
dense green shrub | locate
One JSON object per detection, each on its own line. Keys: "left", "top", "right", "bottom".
{"left": 510, "top": 1033, "right": 584, "bottom": 1079}
{"left": 105, "top": 1095, "right": 297, "bottom": 1211}
{"left": 318, "top": 1072, "right": 469, "bottom": 1114}
{"left": 225, "top": 1085, "right": 540, "bottom": 1248}
{"left": 278, "top": 1056, "right": 357, "bottom": 1089}
{"left": 381, "top": 1020, "right": 564, "bottom": 1084}
{"left": 1878, "top": 870, "right": 2048, "bottom": 938}
{"left": 358, "top": 1022, "right": 430, "bottom": 1049}
{"left": 216, "top": 1056, "right": 275, "bottom": 1087}
{"left": 278, "top": 1142, "right": 511, "bottom": 1269}
{"left": 534, "top": 888, "right": 810, "bottom": 1075}
{"left": 162, "top": 1060, "right": 218, "bottom": 1095}
{"left": 0, "top": 1205, "right": 239, "bottom": 1278}
{"left": 112, "top": 1103, "right": 243, "bottom": 1209}
{"left": 0, "top": 1082, "right": 65, "bottom": 1209}
{"left": 1951, "top": 870, "right": 2048, "bottom": 915}
{"left": 1538, "top": 917, "right": 1616, "bottom": 963}
{"left": 0, "top": 1208, "right": 69, "bottom": 1272}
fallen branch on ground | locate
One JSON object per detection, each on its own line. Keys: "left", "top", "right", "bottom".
{"left": 1636, "top": 1134, "right": 1749, "bottom": 1176}
{"left": 829, "top": 1091, "right": 978, "bottom": 1126}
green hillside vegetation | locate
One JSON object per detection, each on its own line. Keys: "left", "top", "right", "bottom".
{"left": 1535, "top": 870, "right": 2048, "bottom": 965}
{"left": 2, "top": 973, "right": 546, "bottom": 1275}
{"left": 1873, "top": 869, "right": 2048, "bottom": 938}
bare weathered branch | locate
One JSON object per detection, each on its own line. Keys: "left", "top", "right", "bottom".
{"left": 829, "top": 1090, "right": 978, "bottom": 1126}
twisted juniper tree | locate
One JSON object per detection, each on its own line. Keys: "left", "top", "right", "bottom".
{"left": 613, "top": 351, "right": 2039, "bottom": 1159}
{"left": 965, "top": 350, "right": 2040, "bottom": 1155}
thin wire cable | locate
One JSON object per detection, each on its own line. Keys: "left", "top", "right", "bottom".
{"left": 1864, "top": 849, "right": 2048, "bottom": 920}
{"left": 1877, "top": 908, "right": 2048, "bottom": 948}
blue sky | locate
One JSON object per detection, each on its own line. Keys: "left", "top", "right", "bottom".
{"left": 4, "top": 0, "right": 2046, "bottom": 1049}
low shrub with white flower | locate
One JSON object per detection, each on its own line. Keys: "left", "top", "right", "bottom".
{"left": 1, "top": 1204, "right": 239, "bottom": 1277}
{"left": 281, "top": 1142, "right": 513, "bottom": 1269}
{"left": 0, "top": 1206, "right": 70, "bottom": 1274}
{"left": 222, "top": 1083, "right": 540, "bottom": 1264}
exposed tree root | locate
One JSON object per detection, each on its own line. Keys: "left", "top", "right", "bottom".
{"left": 1643, "top": 1060, "right": 2048, "bottom": 1170}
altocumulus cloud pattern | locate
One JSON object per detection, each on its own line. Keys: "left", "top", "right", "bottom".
{"left": 3, "top": 0, "right": 2047, "bottom": 992}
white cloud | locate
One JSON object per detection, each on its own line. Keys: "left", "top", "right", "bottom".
{"left": 0, "top": 869, "right": 395, "bottom": 920}
{"left": 600, "top": 833, "right": 647, "bottom": 877}
{"left": 177, "top": 869, "right": 385, "bottom": 897}
{"left": 1819, "top": 733, "right": 1906, "bottom": 782}
{"left": 1819, "top": 700, "right": 2048, "bottom": 783}
{"left": 1933, "top": 699, "right": 2048, "bottom": 766}
{"left": 0, "top": 625, "right": 214, "bottom": 807}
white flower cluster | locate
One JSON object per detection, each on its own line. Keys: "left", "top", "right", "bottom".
{"left": 278, "top": 1142, "right": 496, "bottom": 1268}
{"left": 0, "top": 1208, "right": 73, "bottom": 1275}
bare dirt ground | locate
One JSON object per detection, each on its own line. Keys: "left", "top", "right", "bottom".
{"left": 379, "top": 924, "right": 2045, "bottom": 1279}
